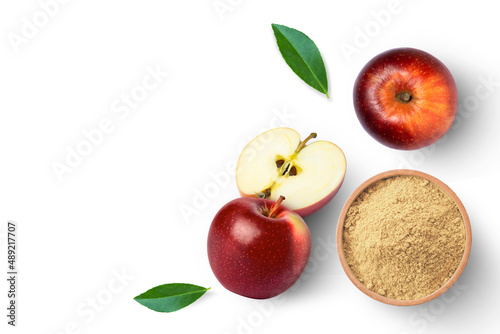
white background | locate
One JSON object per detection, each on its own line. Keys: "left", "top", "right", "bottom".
{"left": 1, "top": 0, "right": 499, "bottom": 333}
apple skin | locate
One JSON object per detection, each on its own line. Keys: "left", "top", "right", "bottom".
{"left": 353, "top": 47, "right": 457, "bottom": 150}
{"left": 207, "top": 197, "right": 311, "bottom": 299}
{"left": 291, "top": 176, "right": 344, "bottom": 217}
{"left": 241, "top": 175, "right": 346, "bottom": 218}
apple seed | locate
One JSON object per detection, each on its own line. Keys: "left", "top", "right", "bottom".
{"left": 260, "top": 133, "right": 317, "bottom": 198}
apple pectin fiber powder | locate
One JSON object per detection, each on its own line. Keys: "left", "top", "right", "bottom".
{"left": 342, "top": 175, "right": 466, "bottom": 300}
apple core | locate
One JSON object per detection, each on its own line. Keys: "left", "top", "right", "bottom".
{"left": 236, "top": 127, "right": 346, "bottom": 217}
{"left": 259, "top": 133, "right": 317, "bottom": 199}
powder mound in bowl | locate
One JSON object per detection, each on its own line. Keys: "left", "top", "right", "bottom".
{"left": 342, "top": 175, "right": 466, "bottom": 300}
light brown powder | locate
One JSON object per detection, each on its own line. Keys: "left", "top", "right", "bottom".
{"left": 343, "top": 175, "right": 466, "bottom": 300}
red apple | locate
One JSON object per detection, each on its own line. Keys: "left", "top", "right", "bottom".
{"left": 353, "top": 47, "right": 457, "bottom": 150}
{"left": 236, "top": 128, "right": 346, "bottom": 217}
{"left": 207, "top": 196, "right": 311, "bottom": 299}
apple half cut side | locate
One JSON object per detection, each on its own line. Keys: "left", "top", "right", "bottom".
{"left": 236, "top": 127, "right": 346, "bottom": 217}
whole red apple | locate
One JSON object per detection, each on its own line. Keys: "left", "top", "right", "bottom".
{"left": 353, "top": 47, "right": 457, "bottom": 150}
{"left": 207, "top": 196, "right": 311, "bottom": 299}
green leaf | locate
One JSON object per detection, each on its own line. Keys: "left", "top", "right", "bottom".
{"left": 271, "top": 23, "right": 329, "bottom": 98}
{"left": 134, "top": 283, "right": 210, "bottom": 313}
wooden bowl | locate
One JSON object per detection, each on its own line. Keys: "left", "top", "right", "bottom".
{"left": 336, "top": 169, "right": 472, "bottom": 306}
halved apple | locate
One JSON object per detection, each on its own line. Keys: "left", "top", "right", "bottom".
{"left": 236, "top": 128, "right": 346, "bottom": 217}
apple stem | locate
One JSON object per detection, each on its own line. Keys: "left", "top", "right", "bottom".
{"left": 268, "top": 195, "right": 285, "bottom": 218}
{"left": 396, "top": 91, "right": 412, "bottom": 103}
{"left": 295, "top": 133, "right": 317, "bottom": 153}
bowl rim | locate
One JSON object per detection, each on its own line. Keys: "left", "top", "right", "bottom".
{"left": 336, "top": 169, "right": 472, "bottom": 306}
